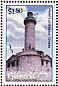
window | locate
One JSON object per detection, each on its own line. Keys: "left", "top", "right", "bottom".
{"left": 16, "top": 60, "right": 19, "bottom": 66}
{"left": 11, "top": 61, "right": 15, "bottom": 67}
{"left": 33, "top": 71, "right": 35, "bottom": 73}
{"left": 46, "top": 60, "right": 48, "bottom": 64}
{"left": 41, "top": 59, "right": 44, "bottom": 66}
{"left": 29, "top": 44, "right": 31, "bottom": 49}
{"left": 51, "top": 61, "right": 52, "bottom": 67}
{"left": 8, "top": 63, "right": 10, "bottom": 68}
{"left": 46, "top": 60, "right": 48, "bottom": 67}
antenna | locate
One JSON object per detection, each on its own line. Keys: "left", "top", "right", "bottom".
{"left": 9, "top": 44, "right": 13, "bottom": 54}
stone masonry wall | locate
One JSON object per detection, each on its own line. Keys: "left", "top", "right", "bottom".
{"left": 19, "top": 55, "right": 41, "bottom": 73}
{"left": 25, "top": 22, "right": 35, "bottom": 50}
{"left": 6, "top": 54, "right": 52, "bottom": 81}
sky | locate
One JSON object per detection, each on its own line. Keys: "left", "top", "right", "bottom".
{"left": 6, "top": 5, "right": 53, "bottom": 60}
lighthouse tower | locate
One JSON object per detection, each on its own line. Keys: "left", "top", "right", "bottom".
{"left": 6, "top": 11, "right": 52, "bottom": 81}
{"left": 24, "top": 12, "right": 36, "bottom": 50}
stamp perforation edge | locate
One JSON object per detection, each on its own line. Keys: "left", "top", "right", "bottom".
{"left": 0, "top": 0, "right": 58, "bottom": 86}
{"left": 56, "top": 2, "right": 58, "bottom": 86}
{"left": 0, "top": 1, "right": 3, "bottom": 86}
{"left": 2, "top": 0, "right": 56, "bottom": 3}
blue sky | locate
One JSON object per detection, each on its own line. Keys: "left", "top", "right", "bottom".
{"left": 6, "top": 5, "right": 52, "bottom": 60}
{"left": 27, "top": 5, "right": 52, "bottom": 11}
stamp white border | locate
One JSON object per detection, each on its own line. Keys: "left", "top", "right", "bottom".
{"left": 0, "top": 0, "right": 57, "bottom": 86}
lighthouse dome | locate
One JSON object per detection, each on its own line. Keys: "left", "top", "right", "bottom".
{"left": 24, "top": 12, "right": 36, "bottom": 25}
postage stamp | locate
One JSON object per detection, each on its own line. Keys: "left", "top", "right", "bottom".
{"left": 0, "top": 0, "right": 58, "bottom": 86}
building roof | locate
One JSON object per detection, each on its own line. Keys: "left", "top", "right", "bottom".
{"left": 24, "top": 12, "right": 36, "bottom": 25}
{"left": 36, "top": 50, "right": 44, "bottom": 55}
{"left": 6, "top": 50, "right": 52, "bottom": 63}
{"left": 6, "top": 55, "right": 18, "bottom": 63}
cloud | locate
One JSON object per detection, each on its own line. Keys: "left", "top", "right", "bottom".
{"left": 34, "top": 9, "right": 49, "bottom": 39}
{"left": 7, "top": 6, "right": 27, "bottom": 38}
{"left": 7, "top": 24, "right": 24, "bottom": 39}
{"left": 8, "top": 18, "right": 24, "bottom": 28}
{"left": 6, "top": 6, "right": 52, "bottom": 59}
{"left": 35, "top": 9, "right": 48, "bottom": 24}
{"left": 7, "top": 6, "right": 50, "bottom": 40}
{"left": 7, "top": 6, "right": 27, "bottom": 39}
{"left": 7, "top": 45, "right": 23, "bottom": 49}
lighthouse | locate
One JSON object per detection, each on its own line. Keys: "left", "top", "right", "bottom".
{"left": 24, "top": 12, "right": 36, "bottom": 50}
{"left": 6, "top": 11, "right": 52, "bottom": 81}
